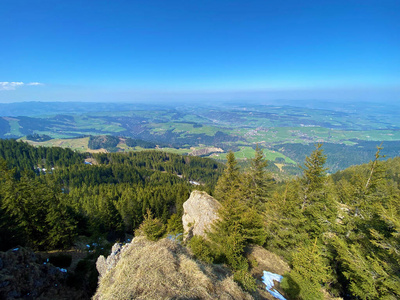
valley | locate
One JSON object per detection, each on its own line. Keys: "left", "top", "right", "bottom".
{"left": 1, "top": 101, "right": 399, "bottom": 174}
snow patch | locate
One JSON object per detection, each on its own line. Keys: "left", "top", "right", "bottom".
{"left": 262, "top": 271, "right": 286, "bottom": 300}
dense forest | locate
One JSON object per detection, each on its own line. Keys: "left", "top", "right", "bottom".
{"left": 0, "top": 139, "right": 223, "bottom": 251}
{"left": 272, "top": 141, "right": 400, "bottom": 173}
{"left": 1, "top": 138, "right": 399, "bottom": 299}
{"left": 88, "top": 135, "right": 120, "bottom": 151}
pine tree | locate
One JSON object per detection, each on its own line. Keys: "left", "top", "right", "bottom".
{"left": 243, "top": 144, "right": 273, "bottom": 210}
{"left": 2, "top": 173, "right": 48, "bottom": 249}
{"left": 208, "top": 187, "right": 266, "bottom": 290}
{"left": 135, "top": 209, "right": 166, "bottom": 241}
{"left": 213, "top": 151, "right": 240, "bottom": 202}
{"left": 46, "top": 193, "right": 77, "bottom": 249}
{"left": 281, "top": 238, "right": 331, "bottom": 300}
{"left": 300, "top": 143, "right": 328, "bottom": 210}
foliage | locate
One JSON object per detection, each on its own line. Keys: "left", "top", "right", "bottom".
{"left": 26, "top": 133, "right": 52, "bottom": 142}
{"left": 209, "top": 150, "right": 268, "bottom": 291}
{"left": 0, "top": 139, "right": 84, "bottom": 174}
{"left": 88, "top": 135, "right": 120, "bottom": 151}
{"left": 125, "top": 138, "right": 156, "bottom": 148}
{"left": 242, "top": 144, "right": 274, "bottom": 210}
{"left": 188, "top": 235, "right": 214, "bottom": 264}
{"left": 281, "top": 239, "right": 330, "bottom": 300}
{"left": 135, "top": 209, "right": 166, "bottom": 241}
{"left": 266, "top": 145, "right": 400, "bottom": 299}
{"left": 166, "top": 213, "right": 184, "bottom": 235}
{"left": 0, "top": 139, "right": 222, "bottom": 251}
{"left": 1, "top": 135, "right": 400, "bottom": 299}
{"left": 213, "top": 151, "right": 239, "bottom": 201}
{"left": 1, "top": 167, "right": 77, "bottom": 250}
{"left": 233, "top": 268, "right": 257, "bottom": 292}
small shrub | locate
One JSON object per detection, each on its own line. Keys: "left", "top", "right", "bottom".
{"left": 233, "top": 268, "right": 257, "bottom": 292}
{"left": 188, "top": 235, "right": 214, "bottom": 263}
{"left": 135, "top": 209, "right": 166, "bottom": 241}
{"left": 248, "top": 257, "right": 258, "bottom": 268}
{"left": 49, "top": 253, "right": 72, "bottom": 268}
{"left": 281, "top": 272, "right": 324, "bottom": 300}
{"left": 166, "top": 213, "right": 184, "bottom": 235}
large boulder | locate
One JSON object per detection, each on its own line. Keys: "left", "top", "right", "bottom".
{"left": 182, "top": 190, "right": 221, "bottom": 241}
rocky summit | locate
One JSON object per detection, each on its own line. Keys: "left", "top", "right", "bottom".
{"left": 93, "top": 236, "right": 253, "bottom": 300}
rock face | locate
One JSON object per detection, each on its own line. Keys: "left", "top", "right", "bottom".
{"left": 189, "top": 147, "right": 224, "bottom": 156}
{"left": 246, "top": 245, "right": 290, "bottom": 276}
{"left": 182, "top": 190, "right": 221, "bottom": 241}
{"left": 96, "top": 242, "right": 130, "bottom": 277}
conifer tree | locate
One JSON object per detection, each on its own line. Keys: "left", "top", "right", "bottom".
{"left": 213, "top": 151, "right": 240, "bottom": 202}
{"left": 282, "top": 238, "right": 330, "bottom": 300}
{"left": 243, "top": 144, "right": 273, "bottom": 210}
{"left": 2, "top": 173, "right": 48, "bottom": 249}
{"left": 46, "top": 194, "right": 77, "bottom": 249}
{"left": 300, "top": 143, "right": 327, "bottom": 210}
{"left": 135, "top": 209, "right": 166, "bottom": 241}
{"left": 209, "top": 173, "right": 266, "bottom": 290}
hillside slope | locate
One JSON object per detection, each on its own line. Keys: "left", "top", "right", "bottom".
{"left": 93, "top": 237, "right": 255, "bottom": 300}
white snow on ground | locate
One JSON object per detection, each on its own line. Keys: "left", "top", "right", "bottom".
{"left": 262, "top": 271, "right": 287, "bottom": 300}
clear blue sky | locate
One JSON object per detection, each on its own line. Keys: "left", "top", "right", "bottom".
{"left": 0, "top": 0, "right": 399, "bottom": 103}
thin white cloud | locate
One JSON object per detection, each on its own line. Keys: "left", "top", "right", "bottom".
{"left": 0, "top": 81, "right": 44, "bottom": 90}
{"left": 0, "top": 82, "right": 24, "bottom": 90}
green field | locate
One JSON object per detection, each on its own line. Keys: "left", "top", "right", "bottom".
{"left": 3, "top": 101, "right": 400, "bottom": 174}
{"left": 6, "top": 118, "right": 22, "bottom": 136}
{"left": 211, "top": 146, "right": 296, "bottom": 164}
{"left": 21, "top": 137, "right": 92, "bottom": 152}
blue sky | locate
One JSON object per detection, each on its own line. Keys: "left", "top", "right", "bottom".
{"left": 0, "top": 0, "right": 399, "bottom": 103}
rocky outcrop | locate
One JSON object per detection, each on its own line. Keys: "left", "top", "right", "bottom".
{"left": 246, "top": 245, "right": 290, "bottom": 276}
{"left": 93, "top": 237, "right": 253, "bottom": 300}
{"left": 189, "top": 147, "right": 224, "bottom": 156}
{"left": 96, "top": 242, "right": 130, "bottom": 277}
{"left": 182, "top": 190, "right": 221, "bottom": 241}
{"left": 0, "top": 247, "right": 85, "bottom": 299}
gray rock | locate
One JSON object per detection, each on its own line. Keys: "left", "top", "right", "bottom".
{"left": 96, "top": 255, "right": 108, "bottom": 277}
{"left": 182, "top": 190, "right": 221, "bottom": 242}
{"left": 96, "top": 242, "right": 130, "bottom": 277}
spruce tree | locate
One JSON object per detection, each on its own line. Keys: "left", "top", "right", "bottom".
{"left": 300, "top": 143, "right": 327, "bottom": 210}
{"left": 243, "top": 144, "right": 273, "bottom": 210}
{"left": 213, "top": 151, "right": 240, "bottom": 202}
{"left": 282, "top": 238, "right": 330, "bottom": 300}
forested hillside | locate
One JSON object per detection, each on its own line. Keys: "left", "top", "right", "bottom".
{"left": 1, "top": 138, "right": 399, "bottom": 299}
{"left": 0, "top": 139, "right": 223, "bottom": 251}
{"left": 186, "top": 145, "right": 400, "bottom": 299}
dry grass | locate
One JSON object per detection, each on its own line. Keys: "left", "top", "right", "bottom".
{"left": 246, "top": 245, "right": 290, "bottom": 276}
{"left": 93, "top": 237, "right": 253, "bottom": 300}
{"left": 246, "top": 245, "right": 291, "bottom": 300}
